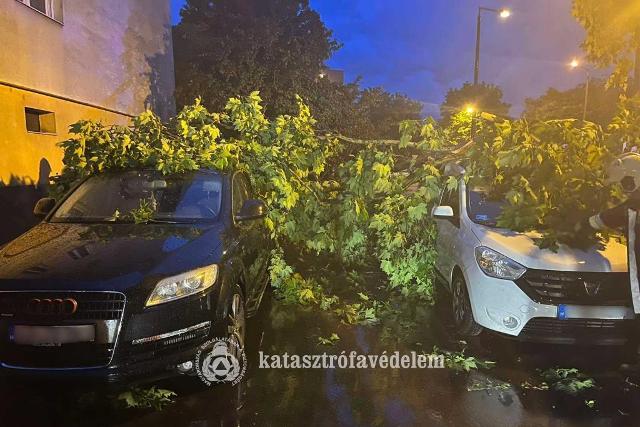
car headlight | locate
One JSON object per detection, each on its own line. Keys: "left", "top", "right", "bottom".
{"left": 146, "top": 265, "right": 218, "bottom": 307}
{"left": 475, "top": 247, "right": 526, "bottom": 280}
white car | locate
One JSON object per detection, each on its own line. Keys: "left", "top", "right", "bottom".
{"left": 432, "top": 174, "right": 635, "bottom": 344}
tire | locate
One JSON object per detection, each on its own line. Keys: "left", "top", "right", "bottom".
{"left": 225, "top": 288, "right": 247, "bottom": 359}
{"left": 220, "top": 286, "right": 247, "bottom": 410}
{"left": 451, "top": 273, "right": 483, "bottom": 337}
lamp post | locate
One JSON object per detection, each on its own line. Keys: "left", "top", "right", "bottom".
{"left": 474, "top": 7, "right": 511, "bottom": 85}
{"left": 569, "top": 58, "right": 592, "bottom": 122}
{"left": 464, "top": 104, "right": 478, "bottom": 141}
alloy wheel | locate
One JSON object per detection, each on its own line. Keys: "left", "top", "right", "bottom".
{"left": 227, "top": 293, "right": 246, "bottom": 359}
{"left": 452, "top": 278, "right": 466, "bottom": 325}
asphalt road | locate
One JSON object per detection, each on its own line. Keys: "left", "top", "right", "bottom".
{"left": 2, "top": 291, "right": 640, "bottom": 427}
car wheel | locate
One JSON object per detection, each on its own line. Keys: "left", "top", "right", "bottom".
{"left": 227, "top": 291, "right": 246, "bottom": 359}
{"left": 218, "top": 287, "right": 247, "bottom": 409}
{"left": 451, "top": 274, "right": 483, "bottom": 337}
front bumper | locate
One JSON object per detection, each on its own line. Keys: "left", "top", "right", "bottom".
{"left": 462, "top": 263, "right": 635, "bottom": 344}
{"left": 0, "top": 290, "right": 217, "bottom": 383}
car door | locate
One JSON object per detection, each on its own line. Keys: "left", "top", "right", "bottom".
{"left": 434, "top": 182, "right": 461, "bottom": 286}
{"left": 231, "top": 173, "right": 270, "bottom": 310}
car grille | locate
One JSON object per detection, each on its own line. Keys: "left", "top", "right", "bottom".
{"left": 0, "top": 292, "right": 125, "bottom": 369}
{"left": 119, "top": 322, "right": 211, "bottom": 364}
{"left": 520, "top": 318, "right": 632, "bottom": 343}
{"left": 0, "top": 291, "right": 125, "bottom": 321}
{"left": 515, "top": 270, "right": 631, "bottom": 305}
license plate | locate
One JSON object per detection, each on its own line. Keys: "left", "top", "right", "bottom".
{"left": 9, "top": 325, "right": 96, "bottom": 346}
{"left": 557, "top": 304, "right": 634, "bottom": 320}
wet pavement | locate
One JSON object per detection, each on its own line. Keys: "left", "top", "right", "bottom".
{"left": 2, "top": 290, "right": 640, "bottom": 427}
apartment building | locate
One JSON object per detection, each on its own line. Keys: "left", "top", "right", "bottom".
{"left": 0, "top": 0, "right": 176, "bottom": 243}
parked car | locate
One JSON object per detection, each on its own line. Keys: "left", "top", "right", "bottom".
{"left": 433, "top": 172, "right": 634, "bottom": 344}
{"left": 0, "top": 169, "right": 272, "bottom": 382}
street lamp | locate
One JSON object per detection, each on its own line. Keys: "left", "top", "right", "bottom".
{"left": 568, "top": 57, "right": 592, "bottom": 122}
{"left": 474, "top": 7, "right": 511, "bottom": 85}
{"left": 569, "top": 58, "right": 580, "bottom": 69}
{"left": 465, "top": 104, "right": 478, "bottom": 143}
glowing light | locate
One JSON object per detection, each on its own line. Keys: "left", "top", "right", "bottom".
{"left": 499, "top": 9, "right": 511, "bottom": 19}
{"left": 569, "top": 58, "right": 580, "bottom": 69}
{"left": 465, "top": 104, "right": 476, "bottom": 114}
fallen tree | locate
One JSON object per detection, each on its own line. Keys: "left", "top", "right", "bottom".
{"left": 53, "top": 92, "right": 638, "bottom": 312}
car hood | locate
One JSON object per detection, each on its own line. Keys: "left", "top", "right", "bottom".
{"left": 470, "top": 224, "right": 628, "bottom": 272}
{"left": 0, "top": 222, "right": 226, "bottom": 291}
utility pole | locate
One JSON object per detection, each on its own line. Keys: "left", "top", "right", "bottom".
{"left": 569, "top": 58, "right": 592, "bottom": 123}
{"left": 582, "top": 71, "right": 591, "bottom": 122}
{"left": 474, "top": 9, "right": 482, "bottom": 85}
{"left": 473, "top": 7, "right": 510, "bottom": 85}
{"left": 471, "top": 7, "right": 510, "bottom": 140}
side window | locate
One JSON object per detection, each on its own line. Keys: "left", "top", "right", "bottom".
{"left": 241, "top": 174, "right": 254, "bottom": 199}
{"left": 232, "top": 174, "right": 250, "bottom": 214}
{"left": 25, "top": 107, "right": 56, "bottom": 134}
{"left": 442, "top": 185, "right": 460, "bottom": 218}
{"left": 17, "top": 0, "right": 64, "bottom": 23}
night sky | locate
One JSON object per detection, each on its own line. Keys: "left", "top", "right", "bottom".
{"left": 170, "top": 0, "right": 593, "bottom": 117}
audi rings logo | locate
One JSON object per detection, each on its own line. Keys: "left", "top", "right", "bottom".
{"left": 195, "top": 338, "right": 247, "bottom": 386}
{"left": 26, "top": 298, "right": 78, "bottom": 316}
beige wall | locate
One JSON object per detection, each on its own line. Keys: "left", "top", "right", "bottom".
{"left": 0, "top": 0, "right": 175, "bottom": 119}
{"left": 0, "top": 85, "right": 131, "bottom": 184}
{"left": 0, "top": 0, "right": 175, "bottom": 185}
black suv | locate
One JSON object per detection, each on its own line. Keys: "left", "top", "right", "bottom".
{"left": 0, "top": 169, "right": 272, "bottom": 382}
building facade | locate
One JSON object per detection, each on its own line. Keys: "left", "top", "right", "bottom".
{"left": 320, "top": 68, "right": 345, "bottom": 85}
{"left": 0, "top": 0, "right": 176, "bottom": 243}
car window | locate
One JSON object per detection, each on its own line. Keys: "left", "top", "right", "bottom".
{"left": 232, "top": 173, "right": 251, "bottom": 214}
{"left": 442, "top": 185, "right": 460, "bottom": 218}
{"left": 52, "top": 171, "right": 223, "bottom": 223}
{"left": 467, "top": 188, "right": 506, "bottom": 226}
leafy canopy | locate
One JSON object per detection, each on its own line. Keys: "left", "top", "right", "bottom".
{"left": 573, "top": 0, "right": 640, "bottom": 91}
{"left": 172, "top": 0, "right": 422, "bottom": 139}
{"left": 57, "top": 92, "right": 448, "bottom": 303}
{"left": 56, "top": 91, "right": 637, "bottom": 307}
{"left": 173, "top": 0, "right": 339, "bottom": 117}
{"left": 440, "top": 82, "right": 511, "bottom": 126}
{"left": 523, "top": 79, "right": 621, "bottom": 127}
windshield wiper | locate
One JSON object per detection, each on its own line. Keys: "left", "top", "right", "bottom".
{"left": 51, "top": 217, "right": 133, "bottom": 224}
{"left": 145, "top": 218, "right": 181, "bottom": 224}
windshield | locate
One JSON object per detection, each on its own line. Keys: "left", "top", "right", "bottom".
{"left": 467, "top": 188, "right": 506, "bottom": 227}
{"left": 52, "top": 171, "right": 223, "bottom": 224}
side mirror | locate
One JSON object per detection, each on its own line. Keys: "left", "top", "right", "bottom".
{"left": 235, "top": 199, "right": 267, "bottom": 222}
{"left": 33, "top": 197, "right": 56, "bottom": 218}
{"left": 432, "top": 205, "right": 454, "bottom": 219}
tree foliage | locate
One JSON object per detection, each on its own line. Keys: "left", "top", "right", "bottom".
{"left": 172, "top": 0, "right": 422, "bottom": 139}
{"left": 55, "top": 90, "right": 638, "bottom": 307}
{"left": 56, "top": 93, "right": 448, "bottom": 303}
{"left": 465, "top": 117, "right": 621, "bottom": 249}
{"left": 302, "top": 80, "right": 423, "bottom": 139}
{"left": 440, "top": 82, "right": 511, "bottom": 125}
{"left": 173, "top": 0, "right": 339, "bottom": 117}
{"left": 573, "top": 0, "right": 640, "bottom": 91}
{"left": 523, "top": 80, "right": 620, "bottom": 126}
{"left": 353, "top": 88, "right": 424, "bottom": 139}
